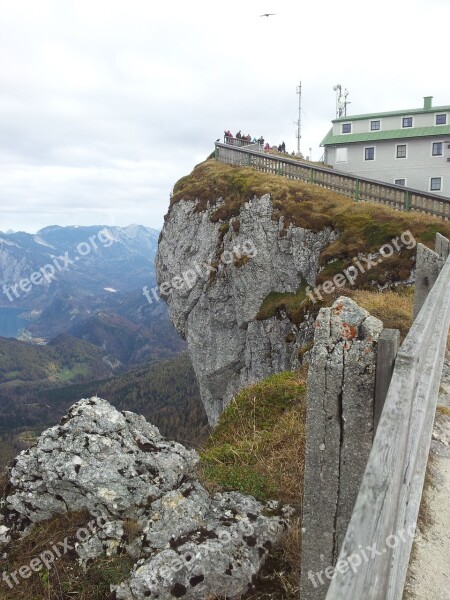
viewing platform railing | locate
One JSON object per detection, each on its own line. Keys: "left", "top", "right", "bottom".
{"left": 215, "top": 141, "right": 450, "bottom": 220}
{"left": 223, "top": 135, "right": 263, "bottom": 151}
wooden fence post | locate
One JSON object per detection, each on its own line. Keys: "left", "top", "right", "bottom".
{"left": 354, "top": 179, "right": 361, "bottom": 201}
{"left": 299, "top": 298, "right": 383, "bottom": 600}
{"left": 404, "top": 191, "right": 411, "bottom": 211}
{"left": 374, "top": 329, "right": 400, "bottom": 434}
{"left": 413, "top": 244, "right": 441, "bottom": 319}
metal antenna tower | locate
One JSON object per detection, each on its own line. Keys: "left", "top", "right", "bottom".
{"left": 296, "top": 81, "right": 302, "bottom": 155}
{"left": 333, "top": 84, "right": 350, "bottom": 118}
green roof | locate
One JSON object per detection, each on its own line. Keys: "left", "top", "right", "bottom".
{"left": 332, "top": 104, "right": 450, "bottom": 123}
{"left": 321, "top": 125, "right": 450, "bottom": 147}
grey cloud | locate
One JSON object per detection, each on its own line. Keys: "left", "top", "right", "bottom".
{"left": 0, "top": 0, "right": 448, "bottom": 232}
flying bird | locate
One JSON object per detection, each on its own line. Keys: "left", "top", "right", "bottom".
{"left": 260, "top": 13, "right": 276, "bottom": 17}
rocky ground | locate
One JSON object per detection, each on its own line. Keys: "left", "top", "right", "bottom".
{"left": 0, "top": 398, "right": 291, "bottom": 600}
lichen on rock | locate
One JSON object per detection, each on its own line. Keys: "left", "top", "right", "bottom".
{"left": 1, "top": 397, "right": 290, "bottom": 600}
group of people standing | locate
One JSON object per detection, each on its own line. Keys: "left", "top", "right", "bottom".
{"left": 224, "top": 130, "right": 264, "bottom": 145}
{"left": 223, "top": 130, "right": 289, "bottom": 155}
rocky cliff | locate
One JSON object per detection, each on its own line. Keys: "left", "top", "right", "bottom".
{"left": 156, "top": 193, "right": 336, "bottom": 424}
{"left": 156, "top": 159, "right": 449, "bottom": 425}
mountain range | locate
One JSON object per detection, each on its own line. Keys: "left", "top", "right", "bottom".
{"left": 0, "top": 223, "right": 159, "bottom": 310}
{"left": 0, "top": 224, "right": 197, "bottom": 463}
{"left": 0, "top": 224, "right": 184, "bottom": 362}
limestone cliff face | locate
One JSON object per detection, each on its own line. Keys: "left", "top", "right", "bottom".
{"left": 156, "top": 194, "right": 337, "bottom": 424}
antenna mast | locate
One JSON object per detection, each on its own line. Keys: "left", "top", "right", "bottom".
{"left": 296, "top": 81, "right": 302, "bottom": 156}
{"left": 333, "top": 84, "right": 350, "bottom": 118}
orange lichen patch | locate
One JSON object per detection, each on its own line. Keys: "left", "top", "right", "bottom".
{"left": 341, "top": 322, "right": 358, "bottom": 340}
{"left": 332, "top": 300, "right": 344, "bottom": 316}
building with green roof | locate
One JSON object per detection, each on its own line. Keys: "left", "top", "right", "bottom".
{"left": 320, "top": 97, "right": 450, "bottom": 197}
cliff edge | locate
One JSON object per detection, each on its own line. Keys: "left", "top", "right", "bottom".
{"left": 156, "top": 159, "right": 447, "bottom": 424}
{"left": 156, "top": 171, "right": 337, "bottom": 424}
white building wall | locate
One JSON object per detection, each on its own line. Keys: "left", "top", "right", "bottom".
{"left": 325, "top": 137, "right": 450, "bottom": 196}
{"left": 333, "top": 111, "right": 450, "bottom": 135}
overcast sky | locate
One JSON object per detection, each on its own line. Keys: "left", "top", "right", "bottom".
{"left": 0, "top": 0, "right": 448, "bottom": 233}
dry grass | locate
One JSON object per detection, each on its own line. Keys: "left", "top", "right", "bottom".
{"left": 437, "top": 405, "right": 450, "bottom": 418}
{"left": 0, "top": 510, "right": 135, "bottom": 600}
{"left": 199, "top": 368, "right": 308, "bottom": 599}
{"left": 348, "top": 287, "right": 414, "bottom": 340}
{"left": 122, "top": 518, "right": 142, "bottom": 543}
{"left": 171, "top": 159, "right": 450, "bottom": 245}
{"left": 257, "top": 283, "right": 414, "bottom": 342}
{"left": 199, "top": 370, "right": 307, "bottom": 505}
{"left": 0, "top": 469, "right": 10, "bottom": 498}
{"left": 243, "top": 520, "right": 301, "bottom": 599}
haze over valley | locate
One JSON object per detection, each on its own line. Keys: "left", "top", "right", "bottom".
{"left": 0, "top": 224, "right": 208, "bottom": 470}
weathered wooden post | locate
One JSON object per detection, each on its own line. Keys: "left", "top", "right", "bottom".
{"left": 299, "top": 297, "right": 383, "bottom": 600}
{"left": 374, "top": 329, "right": 400, "bottom": 434}
{"left": 413, "top": 233, "right": 450, "bottom": 319}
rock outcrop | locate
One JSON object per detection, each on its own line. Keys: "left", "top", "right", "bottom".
{"left": 1, "top": 397, "right": 290, "bottom": 600}
{"left": 156, "top": 194, "right": 337, "bottom": 424}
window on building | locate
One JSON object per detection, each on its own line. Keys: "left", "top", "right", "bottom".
{"left": 371, "top": 120, "right": 381, "bottom": 131}
{"left": 364, "top": 147, "right": 375, "bottom": 161}
{"left": 430, "top": 177, "right": 442, "bottom": 191}
{"left": 432, "top": 142, "right": 443, "bottom": 156}
{"left": 436, "top": 114, "right": 447, "bottom": 125}
{"left": 342, "top": 123, "right": 352, "bottom": 133}
{"left": 402, "top": 117, "right": 413, "bottom": 128}
{"left": 336, "top": 147, "right": 348, "bottom": 163}
{"left": 394, "top": 179, "right": 406, "bottom": 186}
{"left": 396, "top": 144, "right": 407, "bottom": 158}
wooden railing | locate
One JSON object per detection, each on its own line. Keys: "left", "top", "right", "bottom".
{"left": 324, "top": 239, "right": 450, "bottom": 599}
{"left": 223, "top": 135, "right": 263, "bottom": 151}
{"left": 215, "top": 142, "right": 450, "bottom": 220}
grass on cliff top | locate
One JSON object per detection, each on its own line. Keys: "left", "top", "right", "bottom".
{"left": 170, "top": 160, "right": 450, "bottom": 321}
{"left": 171, "top": 159, "right": 337, "bottom": 232}
{"left": 199, "top": 369, "right": 307, "bottom": 599}
{"left": 170, "top": 159, "right": 450, "bottom": 247}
